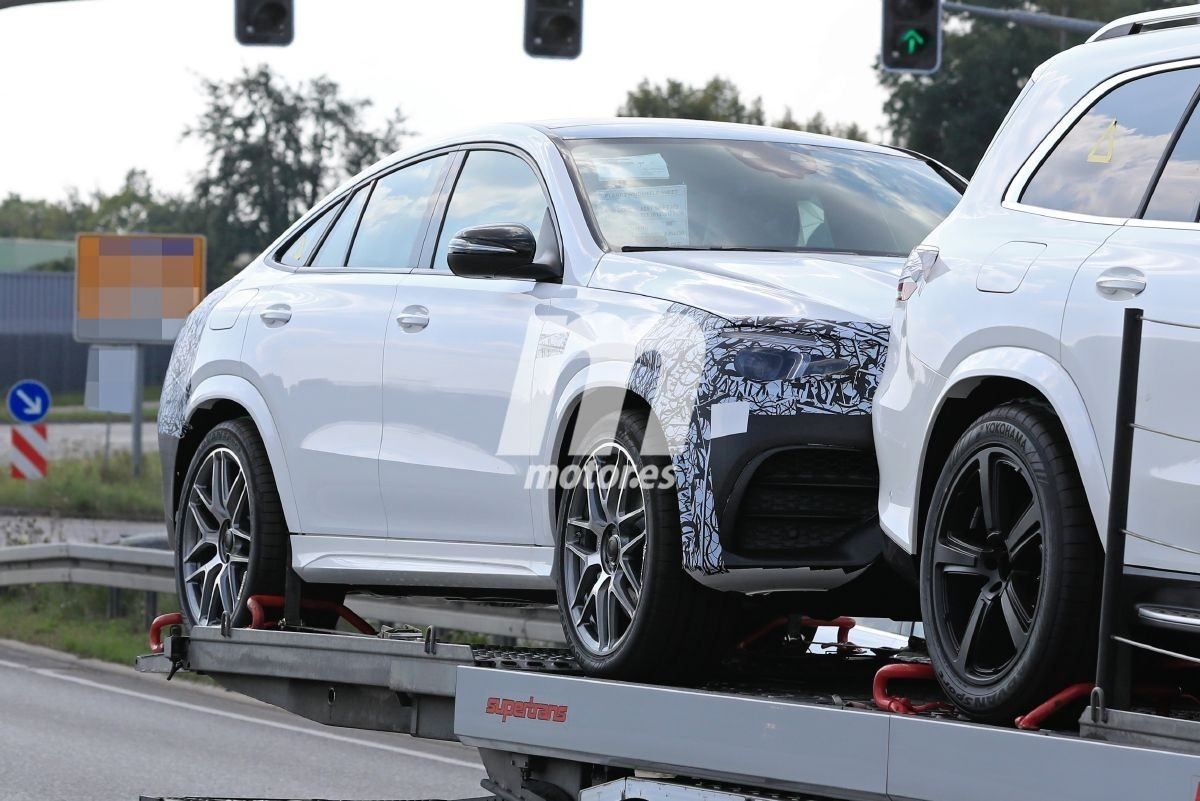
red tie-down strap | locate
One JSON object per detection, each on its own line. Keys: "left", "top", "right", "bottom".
{"left": 149, "top": 612, "right": 184, "bottom": 653}
{"left": 872, "top": 662, "right": 955, "bottom": 715}
{"left": 246, "top": 594, "right": 377, "bottom": 636}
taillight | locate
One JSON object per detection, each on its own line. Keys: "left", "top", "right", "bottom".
{"left": 897, "top": 247, "right": 939, "bottom": 302}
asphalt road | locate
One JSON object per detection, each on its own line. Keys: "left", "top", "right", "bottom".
{"left": 0, "top": 640, "right": 486, "bottom": 801}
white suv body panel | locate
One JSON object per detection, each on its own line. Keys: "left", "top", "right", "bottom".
{"left": 876, "top": 26, "right": 1200, "bottom": 577}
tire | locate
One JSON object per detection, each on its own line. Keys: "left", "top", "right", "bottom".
{"left": 174, "top": 418, "right": 287, "bottom": 627}
{"left": 920, "top": 402, "right": 1101, "bottom": 722}
{"left": 554, "top": 408, "right": 732, "bottom": 681}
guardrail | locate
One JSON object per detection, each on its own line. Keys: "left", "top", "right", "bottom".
{"left": 0, "top": 542, "right": 567, "bottom": 643}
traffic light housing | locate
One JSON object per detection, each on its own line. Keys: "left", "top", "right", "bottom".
{"left": 235, "top": 0, "right": 293, "bottom": 46}
{"left": 882, "top": 0, "right": 941, "bottom": 74}
{"left": 524, "top": 0, "right": 583, "bottom": 59}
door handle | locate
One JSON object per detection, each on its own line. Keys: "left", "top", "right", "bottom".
{"left": 397, "top": 305, "right": 430, "bottom": 333}
{"left": 260, "top": 304, "right": 292, "bottom": 326}
{"left": 1096, "top": 270, "right": 1146, "bottom": 298}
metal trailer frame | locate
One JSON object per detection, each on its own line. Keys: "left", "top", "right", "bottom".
{"left": 137, "top": 622, "right": 1200, "bottom": 801}
{"left": 133, "top": 308, "right": 1200, "bottom": 801}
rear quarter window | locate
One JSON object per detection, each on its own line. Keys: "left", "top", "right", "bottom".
{"left": 1020, "top": 67, "right": 1200, "bottom": 219}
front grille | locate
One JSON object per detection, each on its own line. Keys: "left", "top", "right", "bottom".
{"left": 732, "top": 448, "right": 879, "bottom": 555}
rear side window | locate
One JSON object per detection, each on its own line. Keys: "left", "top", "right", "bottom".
{"left": 278, "top": 201, "right": 340, "bottom": 267}
{"left": 311, "top": 185, "right": 369, "bottom": 268}
{"left": 1020, "top": 68, "right": 1200, "bottom": 219}
{"left": 1144, "top": 103, "right": 1200, "bottom": 223}
{"left": 347, "top": 154, "right": 449, "bottom": 270}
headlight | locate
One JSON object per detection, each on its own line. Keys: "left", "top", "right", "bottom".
{"left": 725, "top": 332, "right": 852, "bottom": 382}
{"left": 897, "top": 246, "right": 939, "bottom": 302}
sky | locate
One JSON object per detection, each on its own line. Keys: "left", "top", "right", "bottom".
{"left": 0, "top": 0, "right": 889, "bottom": 201}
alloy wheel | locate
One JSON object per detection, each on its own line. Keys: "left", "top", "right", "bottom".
{"left": 561, "top": 442, "right": 649, "bottom": 655}
{"left": 930, "top": 445, "right": 1045, "bottom": 682}
{"left": 179, "top": 446, "right": 254, "bottom": 625}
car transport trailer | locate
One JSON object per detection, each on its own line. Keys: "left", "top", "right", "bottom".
{"left": 133, "top": 309, "right": 1200, "bottom": 801}
{"left": 135, "top": 616, "right": 1200, "bottom": 801}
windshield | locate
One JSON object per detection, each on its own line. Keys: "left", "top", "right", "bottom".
{"left": 565, "top": 138, "right": 961, "bottom": 257}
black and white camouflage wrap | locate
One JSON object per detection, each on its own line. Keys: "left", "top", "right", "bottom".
{"left": 627, "top": 303, "right": 889, "bottom": 575}
{"left": 157, "top": 278, "right": 242, "bottom": 439}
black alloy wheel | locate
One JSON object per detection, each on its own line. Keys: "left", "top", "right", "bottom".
{"left": 921, "top": 402, "right": 1101, "bottom": 722}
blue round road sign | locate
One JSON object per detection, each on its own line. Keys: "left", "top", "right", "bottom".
{"left": 6, "top": 380, "right": 51, "bottom": 424}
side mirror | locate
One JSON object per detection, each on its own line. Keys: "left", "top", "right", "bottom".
{"left": 447, "top": 221, "right": 561, "bottom": 282}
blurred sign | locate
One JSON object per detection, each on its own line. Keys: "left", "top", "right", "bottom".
{"left": 75, "top": 233, "right": 206, "bottom": 345}
{"left": 85, "top": 345, "right": 137, "bottom": 414}
{"left": 6, "top": 378, "right": 50, "bottom": 424}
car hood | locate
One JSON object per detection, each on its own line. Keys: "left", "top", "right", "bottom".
{"left": 588, "top": 250, "right": 903, "bottom": 324}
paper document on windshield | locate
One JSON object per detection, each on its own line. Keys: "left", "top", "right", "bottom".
{"left": 592, "top": 184, "right": 689, "bottom": 247}
{"left": 590, "top": 153, "right": 671, "bottom": 182}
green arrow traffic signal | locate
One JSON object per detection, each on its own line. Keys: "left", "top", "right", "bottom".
{"left": 900, "top": 28, "right": 926, "bottom": 54}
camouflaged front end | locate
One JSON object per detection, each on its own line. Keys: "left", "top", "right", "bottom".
{"left": 627, "top": 303, "right": 889, "bottom": 576}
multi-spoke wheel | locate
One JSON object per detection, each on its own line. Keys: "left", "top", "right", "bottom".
{"left": 561, "top": 442, "right": 648, "bottom": 655}
{"left": 921, "top": 402, "right": 1100, "bottom": 722}
{"left": 554, "top": 409, "right": 733, "bottom": 681}
{"left": 174, "top": 419, "right": 286, "bottom": 628}
{"left": 179, "top": 447, "right": 253, "bottom": 625}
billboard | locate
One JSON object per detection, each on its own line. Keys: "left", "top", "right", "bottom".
{"left": 75, "top": 233, "right": 206, "bottom": 344}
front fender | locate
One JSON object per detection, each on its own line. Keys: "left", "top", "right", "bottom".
{"left": 185, "top": 374, "right": 301, "bottom": 535}
{"left": 939, "top": 348, "right": 1110, "bottom": 540}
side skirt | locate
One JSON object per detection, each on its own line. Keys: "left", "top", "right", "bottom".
{"left": 290, "top": 534, "right": 555, "bottom": 591}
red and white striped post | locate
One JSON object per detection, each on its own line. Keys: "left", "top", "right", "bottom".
{"left": 10, "top": 423, "right": 48, "bottom": 480}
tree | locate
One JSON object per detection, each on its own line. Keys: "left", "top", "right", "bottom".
{"left": 620, "top": 77, "right": 767, "bottom": 124}
{"left": 0, "top": 192, "right": 92, "bottom": 241}
{"left": 775, "top": 109, "right": 869, "bottom": 142}
{"left": 2, "top": 169, "right": 196, "bottom": 271}
{"left": 619, "top": 76, "right": 869, "bottom": 142}
{"left": 186, "top": 65, "right": 411, "bottom": 285}
{"left": 878, "top": 1, "right": 1182, "bottom": 176}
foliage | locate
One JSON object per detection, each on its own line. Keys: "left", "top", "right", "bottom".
{"left": 186, "top": 66, "right": 410, "bottom": 285}
{"left": 620, "top": 77, "right": 767, "bottom": 124}
{"left": 619, "top": 76, "right": 868, "bottom": 140}
{"left": 0, "top": 584, "right": 177, "bottom": 667}
{"left": 2, "top": 65, "right": 408, "bottom": 289}
{"left": 0, "top": 451, "right": 163, "bottom": 521}
{"left": 775, "top": 109, "right": 869, "bottom": 142}
{"left": 877, "top": 0, "right": 1186, "bottom": 175}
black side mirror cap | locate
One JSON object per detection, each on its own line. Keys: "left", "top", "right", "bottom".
{"left": 447, "top": 219, "right": 562, "bottom": 282}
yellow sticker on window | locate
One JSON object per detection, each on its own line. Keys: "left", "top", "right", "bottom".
{"left": 1088, "top": 120, "right": 1118, "bottom": 164}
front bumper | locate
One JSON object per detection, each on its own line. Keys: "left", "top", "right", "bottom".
{"left": 710, "top": 412, "right": 881, "bottom": 572}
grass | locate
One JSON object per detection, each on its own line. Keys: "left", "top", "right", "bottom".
{"left": 0, "top": 584, "right": 174, "bottom": 665}
{"left": 42, "top": 402, "right": 158, "bottom": 424}
{"left": 6, "top": 386, "right": 162, "bottom": 424}
{"left": 49, "top": 386, "right": 162, "bottom": 408}
{"left": 0, "top": 450, "right": 163, "bottom": 520}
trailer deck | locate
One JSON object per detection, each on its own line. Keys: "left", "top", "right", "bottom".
{"left": 136, "top": 621, "right": 1200, "bottom": 801}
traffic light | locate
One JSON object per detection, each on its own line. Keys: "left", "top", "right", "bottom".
{"left": 235, "top": 0, "right": 293, "bottom": 46}
{"left": 524, "top": 0, "right": 583, "bottom": 59}
{"left": 882, "top": 0, "right": 942, "bottom": 74}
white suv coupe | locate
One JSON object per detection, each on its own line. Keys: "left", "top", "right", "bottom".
{"left": 877, "top": 10, "right": 1200, "bottom": 721}
{"left": 160, "top": 119, "right": 961, "bottom": 679}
